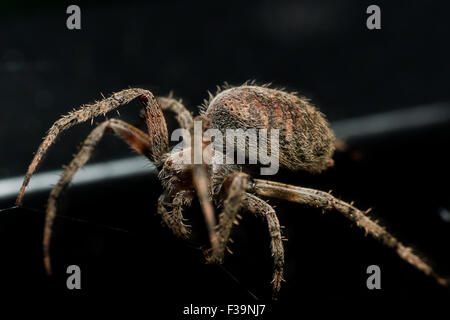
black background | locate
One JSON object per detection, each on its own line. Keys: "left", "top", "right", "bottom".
{"left": 1, "top": 0, "right": 449, "bottom": 317}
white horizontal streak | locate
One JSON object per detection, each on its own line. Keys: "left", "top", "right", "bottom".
{"left": 0, "top": 157, "right": 155, "bottom": 201}
{"left": 332, "top": 102, "right": 450, "bottom": 140}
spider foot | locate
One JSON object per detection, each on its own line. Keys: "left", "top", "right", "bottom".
{"left": 203, "top": 247, "right": 224, "bottom": 264}
{"left": 171, "top": 223, "right": 191, "bottom": 239}
{"left": 271, "top": 269, "right": 285, "bottom": 299}
{"left": 157, "top": 194, "right": 192, "bottom": 239}
{"left": 435, "top": 275, "right": 449, "bottom": 287}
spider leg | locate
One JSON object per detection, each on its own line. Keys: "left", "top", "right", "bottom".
{"left": 188, "top": 110, "right": 222, "bottom": 258}
{"left": 17, "top": 88, "right": 167, "bottom": 205}
{"left": 157, "top": 191, "right": 194, "bottom": 238}
{"left": 207, "top": 172, "right": 249, "bottom": 264}
{"left": 244, "top": 193, "right": 285, "bottom": 298}
{"left": 157, "top": 94, "right": 193, "bottom": 130}
{"left": 137, "top": 95, "right": 192, "bottom": 131}
{"left": 247, "top": 178, "right": 449, "bottom": 287}
{"left": 43, "top": 119, "right": 155, "bottom": 275}
{"left": 192, "top": 165, "right": 220, "bottom": 258}
{"left": 206, "top": 172, "right": 285, "bottom": 298}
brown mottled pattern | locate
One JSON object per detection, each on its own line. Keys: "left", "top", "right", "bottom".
{"left": 205, "top": 85, "right": 335, "bottom": 173}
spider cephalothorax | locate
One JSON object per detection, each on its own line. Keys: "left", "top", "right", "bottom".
{"left": 16, "top": 83, "right": 448, "bottom": 299}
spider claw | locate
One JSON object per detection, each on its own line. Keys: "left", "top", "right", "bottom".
{"left": 437, "top": 277, "right": 449, "bottom": 287}
{"left": 44, "top": 256, "right": 52, "bottom": 276}
{"left": 271, "top": 269, "right": 284, "bottom": 298}
{"left": 205, "top": 250, "right": 224, "bottom": 265}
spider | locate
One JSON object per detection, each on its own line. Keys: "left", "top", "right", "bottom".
{"left": 16, "top": 82, "right": 447, "bottom": 298}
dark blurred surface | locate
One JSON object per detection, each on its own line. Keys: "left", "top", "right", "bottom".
{"left": 1, "top": 0, "right": 450, "bottom": 317}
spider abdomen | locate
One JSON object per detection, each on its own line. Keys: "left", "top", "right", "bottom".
{"left": 204, "top": 85, "right": 335, "bottom": 173}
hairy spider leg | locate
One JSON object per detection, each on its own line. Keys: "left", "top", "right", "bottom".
{"left": 206, "top": 172, "right": 249, "bottom": 264}
{"left": 204, "top": 170, "right": 285, "bottom": 298}
{"left": 192, "top": 164, "right": 220, "bottom": 260}
{"left": 157, "top": 191, "right": 194, "bottom": 239}
{"left": 157, "top": 94, "right": 194, "bottom": 130}
{"left": 17, "top": 88, "right": 168, "bottom": 205}
{"left": 244, "top": 193, "right": 285, "bottom": 298}
{"left": 248, "top": 178, "right": 449, "bottom": 288}
{"left": 43, "top": 119, "right": 159, "bottom": 275}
